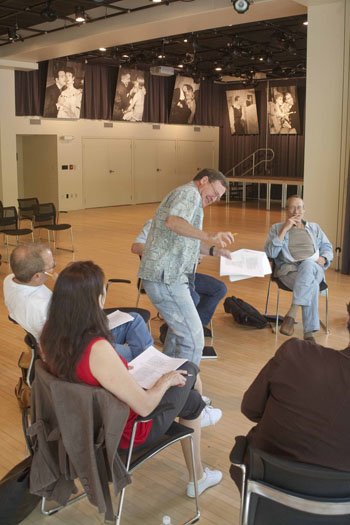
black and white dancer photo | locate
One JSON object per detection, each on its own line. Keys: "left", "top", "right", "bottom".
{"left": 43, "top": 60, "right": 85, "bottom": 119}
{"left": 169, "top": 76, "right": 200, "bottom": 125}
{"left": 268, "top": 86, "right": 300, "bottom": 134}
{"left": 226, "top": 88, "right": 259, "bottom": 135}
{"left": 113, "top": 67, "right": 147, "bottom": 122}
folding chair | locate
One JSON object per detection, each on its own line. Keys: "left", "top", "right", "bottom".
{"left": 0, "top": 206, "right": 34, "bottom": 261}
{"left": 33, "top": 202, "right": 74, "bottom": 252}
{"left": 106, "top": 278, "right": 151, "bottom": 331}
{"left": 31, "top": 361, "right": 200, "bottom": 524}
{"left": 265, "top": 259, "right": 329, "bottom": 335}
{"left": 230, "top": 436, "right": 350, "bottom": 525}
{"left": 17, "top": 197, "right": 39, "bottom": 228}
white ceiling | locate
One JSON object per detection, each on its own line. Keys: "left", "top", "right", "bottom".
{"left": 0, "top": 0, "right": 307, "bottom": 68}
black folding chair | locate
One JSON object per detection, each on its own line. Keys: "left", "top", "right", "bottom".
{"left": 230, "top": 436, "right": 350, "bottom": 525}
{"left": 0, "top": 206, "right": 34, "bottom": 261}
{"left": 33, "top": 202, "right": 74, "bottom": 252}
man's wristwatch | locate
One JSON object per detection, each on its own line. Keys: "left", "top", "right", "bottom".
{"left": 209, "top": 245, "right": 215, "bottom": 256}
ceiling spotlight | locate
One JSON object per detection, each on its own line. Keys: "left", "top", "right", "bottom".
{"left": 122, "top": 53, "right": 129, "bottom": 58}
{"left": 75, "top": 6, "right": 86, "bottom": 23}
{"left": 232, "top": 0, "right": 252, "bottom": 14}
{"left": 215, "top": 66, "right": 222, "bottom": 71}
{"left": 177, "top": 64, "right": 184, "bottom": 68}
{"left": 158, "top": 53, "right": 165, "bottom": 59}
{"left": 99, "top": 47, "right": 107, "bottom": 52}
{"left": 303, "top": 20, "right": 308, "bottom": 26}
{"left": 41, "top": 1, "right": 58, "bottom": 22}
{"left": 150, "top": 0, "right": 162, "bottom": 3}
{"left": 7, "top": 26, "right": 23, "bottom": 42}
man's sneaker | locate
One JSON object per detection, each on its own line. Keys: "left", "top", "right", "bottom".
{"left": 187, "top": 467, "right": 223, "bottom": 498}
{"left": 201, "top": 406, "right": 222, "bottom": 428}
{"left": 202, "top": 395, "right": 212, "bottom": 406}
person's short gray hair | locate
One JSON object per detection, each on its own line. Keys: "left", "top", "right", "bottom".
{"left": 10, "top": 243, "right": 49, "bottom": 283}
{"left": 193, "top": 169, "right": 228, "bottom": 191}
{"left": 286, "top": 195, "right": 304, "bottom": 209}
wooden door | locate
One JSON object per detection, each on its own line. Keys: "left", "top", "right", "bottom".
{"left": 83, "top": 138, "right": 132, "bottom": 208}
{"left": 155, "top": 140, "right": 177, "bottom": 201}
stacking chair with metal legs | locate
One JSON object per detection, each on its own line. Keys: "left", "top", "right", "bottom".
{"left": 33, "top": 202, "right": 74, "bottom": 252}
{"left": 31, "top": 361, "right": 200, "bottom": 524}
{"left": 106, "top": 278, "right": 151, "bottom": 331}
{"left": 230, "top": 435, "right": 350, "bottom": 525}
{"left": 265, "top": 259, "right": 329, "bottom": 335}
{"left": 17, "top": 197, "right": 39, "bottom": 228}
{"left": 0, "top": 206, "right": 34, "bottom": 261}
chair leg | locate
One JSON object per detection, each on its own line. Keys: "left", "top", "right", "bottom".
{"left": 210, "top": 318, "right": 214, "bottom": 341}
{"left": 41, "top": 492, "right": 87, "bottom": 516}
{"left": 275, "top": 289, "right": 280, "bottom": 335}
{"left": 53, "top": 231, "right": 56, "bottom": 251}
{"left": 265, "top": 279, "right": 271, "bottom": 315}
{"left": 70, "top": 227, "right": 74, "bottom": 252}
{"left": 5, "top": 235, "right": 9, "bottom": 263}
{"left": 320, "top": 288, "right": 329, "bottom": 334}
{"left": 184, "top": 434, "right": 200, "bottom": 525}
{"left": 136, "top": 279, "right": 142, "bottom": 308}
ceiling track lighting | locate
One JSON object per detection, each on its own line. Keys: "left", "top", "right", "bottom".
{"left": 75, "top": 6, "right": 86, "bottom": 23}
{"left": 41, "top": 1, "right": 58, "bottom": 22}
{"left": 231, "top": 0, "right": 253, "bottom": 15}
{"left": 7, "top": 25, "right": 23, "bottom": 42}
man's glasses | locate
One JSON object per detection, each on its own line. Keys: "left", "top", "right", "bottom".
{"left": 210, "top": 183, "right": 221, "bottom": 201}
{"left": 42, "top": 261, "right": 56, "bottom": 277}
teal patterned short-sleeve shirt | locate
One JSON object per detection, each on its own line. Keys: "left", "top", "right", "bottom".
{"left": 138, "top": 181, "right": 203, "bottom": 284}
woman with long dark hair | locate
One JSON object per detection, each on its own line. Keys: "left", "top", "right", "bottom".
{"left": 41, "top": 261, "right": 222, "bottom": 498}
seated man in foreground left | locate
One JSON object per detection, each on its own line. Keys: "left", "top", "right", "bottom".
{"left": 4, "top": 243, "right": 153, "bottom": 361}
{"left": 264, "top": 195, "right": 333, "bottom": 342}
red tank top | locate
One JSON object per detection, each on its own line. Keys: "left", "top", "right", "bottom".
{"left": 76, "top": 337, "right": 152, "bottom": 449}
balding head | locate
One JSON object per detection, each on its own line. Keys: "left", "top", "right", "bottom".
{"left": 10, "top": 243, "right": 52, "bottom": 283}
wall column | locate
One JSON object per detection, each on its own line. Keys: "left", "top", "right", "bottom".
{"left": 0, "top": 69, "right": 18, "bottom": 205}
{"left": 303, "top": 0, "right": 350, "bottom": 257}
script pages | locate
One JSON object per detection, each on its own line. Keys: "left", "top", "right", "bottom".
{"left": 220, "top": 249, "right": 272, "bottom": 282}
{"left": 128, "top": 346, "right": 187, "bottom": 389}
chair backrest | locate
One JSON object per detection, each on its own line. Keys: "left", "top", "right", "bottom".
{"left": 33, "top": 202, "right": 56, "bottom": 226}
{"left": 245, "top": 448, "right": 350, "bottom": 524}
{"left": 17, "top": 197, "right": 39, "bottom": 220}
{"left": 0, "top": 206, "right": 18, "bottom": 231}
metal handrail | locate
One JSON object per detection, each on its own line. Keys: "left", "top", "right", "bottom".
{"left": 225, "top": 148, "right": 275, "bottom": 178}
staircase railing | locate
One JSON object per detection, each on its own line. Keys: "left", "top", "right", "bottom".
{"left": 224, "top": 148, "right": 275, "bottom": 179}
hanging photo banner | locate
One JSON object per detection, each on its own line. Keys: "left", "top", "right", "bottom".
{"left": 226, "top": 89, "right": 259, "bottom": 135}
{"left": 268, "top": 86, "right": 300, "bottom": 134}
{"left": 43, "top": 60, "right": 85, "bottom": 119}
{"left": 169, "top": 76, "right": 200, "bottom": 125}
{"left": 113, "top": 67, "right": 147, "bottom": 122}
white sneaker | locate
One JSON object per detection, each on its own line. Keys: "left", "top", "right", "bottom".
{"left": 201, "top": 406, "right": 222, "bottom": 428}
{"left": 187, "top": 467, "right": 223, "bottom": 498}
{"left": 201, "top": 395, "right": 212, "bottom": 406}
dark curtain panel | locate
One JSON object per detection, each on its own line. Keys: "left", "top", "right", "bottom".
{"left": 341, "top": 157, "right": 350, "bottom": 274}
{"left": 142, "top": 73, "right": 174, "bottom": 123}
{"left": 15, "top": 61, "right": 47, "bottom": 116}
{"left": 81, "top": 63, "right": 118, "bottom": 120}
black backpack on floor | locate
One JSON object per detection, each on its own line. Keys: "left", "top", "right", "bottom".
{"left": 224, "top": 296, "right": 268, "bottom": 329}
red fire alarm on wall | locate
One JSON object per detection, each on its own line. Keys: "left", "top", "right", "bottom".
{"left": 69, "top": 164, "right": 74, "bottom": 170}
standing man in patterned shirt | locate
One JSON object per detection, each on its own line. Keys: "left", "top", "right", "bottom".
{"left": 138, "top": 169, "right": 234, "bottom": 366}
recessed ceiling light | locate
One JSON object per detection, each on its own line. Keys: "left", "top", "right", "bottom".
{"left": 122, "top": 53, "right": 129, "bottom": 58}
{"left": 259, "top": 56, "right": 264, "bottom": 61}
{"left": 150, "top": 0, "right": 162, "bottom": 3}
{"left": 303, "top": 20, "right": 308, "bottom": 26}
{"left": 178, "top": 64, "right": 184, "bottom": 68}
{"left": 99, "top": 47, "right": 107, "bottom": 52}
{"left": 215, "top": 66, "right": 222, "bottom": 71}
{"left": 184, "top": 38, "right": 188, "bottom": 43}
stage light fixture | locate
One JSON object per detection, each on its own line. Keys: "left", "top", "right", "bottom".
{"left": 232, "top": 0, "right": 252, "bottom": 14}
{"left": 75, "top": 7, "right": 86, "bottom": 23}
{"left": 41, "top": 1, "right": 58, "bottom": 22}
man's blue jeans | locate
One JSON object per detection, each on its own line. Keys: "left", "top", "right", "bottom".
{"left": 191, "top": 273, "right": 227, "bottom": 326}
{"left": 279, "top": 260, "right": 325, "bottom": 333}
{"left": 111, "top": 312, "right": 153, "bottom": 362}
{"left": 142, "top": 280, "right": 204, "bottom": 366}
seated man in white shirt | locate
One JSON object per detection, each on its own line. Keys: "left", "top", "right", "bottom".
{"left": 3, "top": 243, "right": 153, "bottom": 361}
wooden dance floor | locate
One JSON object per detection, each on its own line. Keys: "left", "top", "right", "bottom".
{"left": 0, "top": 200, "right": 348, "bottom": 525}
